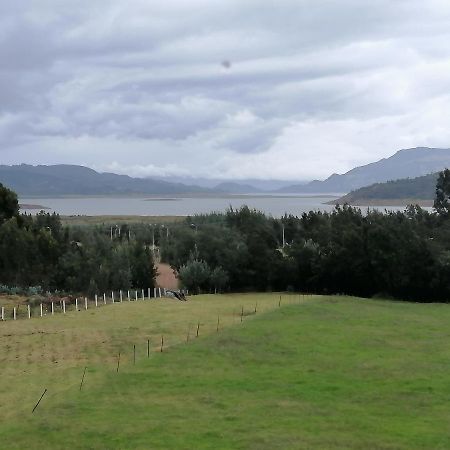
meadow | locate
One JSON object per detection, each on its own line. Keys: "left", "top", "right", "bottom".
{"left": 1, "top": 294, "right": 450, "bottom": 449}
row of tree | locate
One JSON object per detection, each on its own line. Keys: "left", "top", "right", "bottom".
{"left": 168, "top": 171, "right": 450, "bottom": 301}
{"left": 2, "top": 169, "right": 450, "bottom": 301}
{"left": 0, "top": 183, "right": 156, "bottom": 294}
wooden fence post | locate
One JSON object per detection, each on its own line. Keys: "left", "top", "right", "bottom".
{"left": 32, "top": 389, "right": 47, "bottom": 413}
{"left": 79, "top": 367, "right": 87, "bottom": 391}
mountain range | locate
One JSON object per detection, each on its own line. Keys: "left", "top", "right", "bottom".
{"left": 0, "top": 164, "right": 214, "bottom": 196}
{"left": 1, "top": 147, "right": 450, "bottom": 197}
{"left": 278, "top": 147, "right": 450, "bottom": 193}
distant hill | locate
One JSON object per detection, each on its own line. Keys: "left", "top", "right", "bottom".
{"left": 0, "top": 164, "right": 215, "bottom": 196}
{"left": 278, "top": 147, "right": 450, "bottom": 193}
{"left": 333, "top": 172, "right": 439, "bottom": 205}
{"left": 214, "top": 182, "right": 262, "bottom": 194}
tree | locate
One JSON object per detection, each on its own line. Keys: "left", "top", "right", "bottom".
{"left": 130, "top": 242, "right": 157, "bottom": 289}
{"left": 434, "top": 169, "right": 450, "bottom": 217}
{"left": 0, "top": 183, "right": 19, "bottom": 224}
{"left": 210, "top": 266, "right": 229, "bottom": 293}
{"left": 178, "top": 259, "right": 211, "bottom": 294}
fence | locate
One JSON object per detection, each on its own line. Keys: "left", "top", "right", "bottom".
{"left": 0, "top": 287, "right": 189, "bottom": 322}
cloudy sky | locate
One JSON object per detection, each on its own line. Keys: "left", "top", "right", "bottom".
{"left": 1, "top": 0, "right": 450, "bottom": 181}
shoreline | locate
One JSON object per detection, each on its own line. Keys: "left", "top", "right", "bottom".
{"left": 327, "top": 198, "right": 433, "bottom": 207}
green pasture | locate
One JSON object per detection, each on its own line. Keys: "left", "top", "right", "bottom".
{"left": 1, "top": 294, "right": 450, "bottom": 449}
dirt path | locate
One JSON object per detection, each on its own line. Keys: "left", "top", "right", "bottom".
{"left": 156, "top": 263, "right": 179, "bottom": 289}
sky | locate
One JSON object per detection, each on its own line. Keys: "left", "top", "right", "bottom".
{"left": 1, "top": 0, "right": 450, "bottom": 181}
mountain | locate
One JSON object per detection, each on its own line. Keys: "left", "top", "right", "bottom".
{"left": 278, "top": 147, "right": 450, "bottom": 194}
{"left": 333, "top": 173, "right": 438, "bottom": 205}
{"left": 0, "top": 164, "right": 215, "bottom": 196}
{"left": 214, "top": 182, "right": 262, "bottom": 194}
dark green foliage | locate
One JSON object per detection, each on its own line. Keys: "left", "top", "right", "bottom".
{"left": 3, "top": 172, "right": 450, "bottom": 302}
{"left": 0, "top": 185, "right": 157, "bottom": 294}
{"left": 434, "top": 168, "right": 450, "bottom": 217}
{"left": 0, "top": 182, "right": 19, "bottom": 224}
{"left": 160, "top": 173, "right": 450, "bottom": 301}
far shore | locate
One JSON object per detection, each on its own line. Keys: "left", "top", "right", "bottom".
{"left": 327, "top": 198, "right": 433, "bottom": 207}
{"left": 19, "top": 203, "right": 50, "bottom": 210}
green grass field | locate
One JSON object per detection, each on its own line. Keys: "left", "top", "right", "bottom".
{"left": 60, "top": 215, "right": 184, "bottom": 226}
{"left": 1, "top": 294, "right": 450, "bottom": 449}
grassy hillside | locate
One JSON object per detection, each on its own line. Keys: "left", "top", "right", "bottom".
{"left": 1, "top": 295, "right": 450, "bottom": 449}
{"left": 333, "top": 172, "right": 438, "bottom": 205}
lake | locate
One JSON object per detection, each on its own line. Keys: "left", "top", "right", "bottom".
{"left": 18, "top": 194, "right": 410, "bottom": 217}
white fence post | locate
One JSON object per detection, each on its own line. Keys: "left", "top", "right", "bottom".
{"left": 63, "top": 300, "right": 66, "bottom": 314}
{"left": 1, "top": 306, "right": 4, "bottom": 320}
{"left": 159, "top": 287, "right": 162, "bottom": 298}
{"left": 51, "top": 302, "right": 54, "bottom": 315}
{"left": 120, "top": 290, "right": 123, "bottom": 302}
{"left": 85, "top": 297, "right": 88, "bottom": 310}
{"left": 127, "top": 290, "right": 130, "bottom": 301}
{"left": 141, "top": 289, "right": 144, "bottom": 300}
{"left": 75, "top": 298, "right": 78, "bottom": 310}
{"left": 163, "top": 288, "right": 167, "bottom": 296}
{"left": 103, "top": 293, "right": 106, "bottom": 304}
{"left": 28, "top": 304, "right": 31, "bottom": 319}
{"left": 95, "top": 294, "right": 98, "bottom": 307}
{"left": 135, "top": 290, "right": 138, "bottom": 301}
{"left": 112, "top": 291, "right": 115, "bottom": 303}
{"left": 13, "top": 307, "right": 16, "bottom": 320}
{"left": 40, "top": 303, "right": 43, "bottom": 317}
{"left": 153, "top": 288, "right": 157, "bottom": 298}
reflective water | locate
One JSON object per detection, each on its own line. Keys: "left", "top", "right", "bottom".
{"left": 19, "top": 194, "right": 411, "bottom": 217}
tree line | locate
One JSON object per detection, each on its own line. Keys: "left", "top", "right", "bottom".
{"left": 0, "top": 183, "right": 156, "bottom": 295}
{"left": 1, "top": 169, "right": 450, "bottom": 301}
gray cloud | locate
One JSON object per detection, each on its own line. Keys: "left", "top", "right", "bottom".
{"left": 1, "top": 0, "right": 450, "bottom": 179}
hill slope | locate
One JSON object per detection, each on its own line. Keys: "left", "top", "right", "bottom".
{"left": 0, "top": 164, "right": 214, "bottom": 196}
{"left": 279, "top": 147, "right": 450, "bottom": 193}
{"left": 334, "top": 172, "right": 438, "bottom": 205}
{"left": 1, "top": 295, "right": 450, "bottom": 449}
